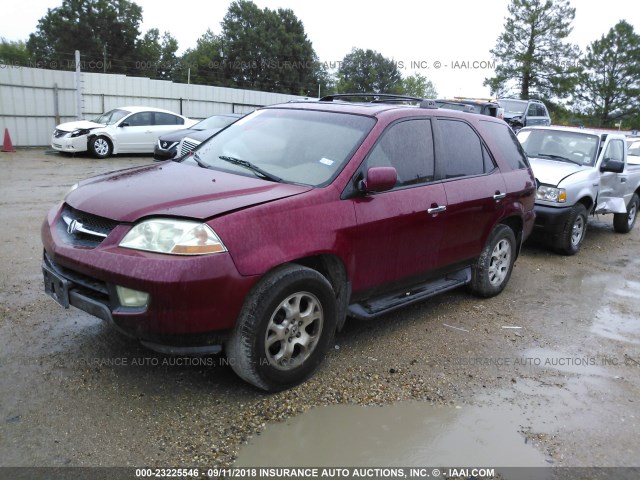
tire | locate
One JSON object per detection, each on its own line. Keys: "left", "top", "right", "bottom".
{"left": 470, "top": 224, "right": 516, "bottom": 298}
{"left": 88, "top": 136, "right": 112, "bottom": 159}
{"left": 226, "top": 264, "right": 337, "bottom": 391}
{"left": 554, "top": 204, "right": 587, "bottom": 255}
{"left": 613, "top": 193, "right": 639, "bottom": 233}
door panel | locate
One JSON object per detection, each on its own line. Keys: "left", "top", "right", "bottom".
{"left": 598, "top": 139, "right": 627, "bottom": 212}
{"left": 115, "top": 112, "right": 154, "bottom": 152}
{"left": 346, "top": 118, "right": 446, "bottom": 295}
{"left": 349, "top": 184, "right": 447, "bottom": 293}
{"left": 439, "top": 172, "right": 506, "bottom": 266}
{"left": 434, "top": 118, "right": 506, "bottom": 266}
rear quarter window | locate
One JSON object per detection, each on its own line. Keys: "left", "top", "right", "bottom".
{"left": 479, "top": 120, "right": 530, "bottom": 170}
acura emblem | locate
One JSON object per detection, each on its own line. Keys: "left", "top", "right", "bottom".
{"left": 67, "top": 219, "right": 79, "bottom": 235}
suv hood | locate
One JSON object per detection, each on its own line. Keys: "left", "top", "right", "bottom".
{"left": 158, "top": 128, "right": 200, "bottom": 143}
{"left": 529, "top": 157, "right": 587, "bottom": 187}
{"left": 184, "top": 128, "right": 222, "bottom": 142}
{"left": 65, "top": 161, "right": 311, "bottom": 222}
{"left": 56, "top": 120, "right": 105, "bottom": 132}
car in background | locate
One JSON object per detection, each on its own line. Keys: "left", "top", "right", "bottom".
{"left": 52, "top": 106, "right": 196, "bottom": 159}
{"left": 153, "top": 113, "right": 243, "bottom": 161}
{"left": 498, "top": 98, "right": 551, "bottom": 131}
{"left": 435, "top": 98, "right": 503, "bottom": 118}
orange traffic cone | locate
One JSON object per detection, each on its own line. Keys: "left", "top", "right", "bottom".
{"left": 2, "top": 128, "right": 16, "bottom": 152}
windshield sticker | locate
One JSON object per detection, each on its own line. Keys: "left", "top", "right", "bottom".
{"left": 319, "top": 158, "right": 334, "bottom": 166}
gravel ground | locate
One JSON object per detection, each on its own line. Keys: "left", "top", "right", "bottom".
{"left": 0, "top": 150, "right": 638, "bottom": 471}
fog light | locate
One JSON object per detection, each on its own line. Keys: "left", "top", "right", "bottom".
{"left": 116, "top": 286, "right": 149, "bottom": 308}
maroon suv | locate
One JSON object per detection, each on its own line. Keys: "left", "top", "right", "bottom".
{"left": 42, "top": 96, "right": 536, "bottom": 391}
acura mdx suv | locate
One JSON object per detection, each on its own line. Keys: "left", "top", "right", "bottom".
{"left": 42, "top": 94, "right": 536, "bottom": 391}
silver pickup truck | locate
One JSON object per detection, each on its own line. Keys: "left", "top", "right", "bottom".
{"left": 517, "top": 126, "right": 640, "bottom": 255}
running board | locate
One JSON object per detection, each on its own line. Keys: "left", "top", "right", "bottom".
{"left": 348, "top": 267, "right": 472, "bottom": 319}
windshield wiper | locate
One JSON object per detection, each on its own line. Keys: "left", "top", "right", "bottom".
{"left": 536, "top": 153, "right": 582, "bottom": 166}
{"left": 219, "top": 155, "right": 282, "bottom": 183}
{"left": 178, "top": 151, "right": 211, "bottom": 169}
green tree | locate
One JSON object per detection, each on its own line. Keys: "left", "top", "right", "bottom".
{"left": 484, "top": 0, "right": 579, "bottom": 99}
{"left": 0, "top": 38, "right": 31, "bottom": 66}
{"left": 573, "top": 20, "right": 640, "bottom": 127}
{"left": 136, "top": 29, "right": 179, "bottom": 80}
{"left": 178, "top": 29, "right": 226, "bottom": 85}
{"left": 400, "top": 73, "right": 438, "bottom": 98}
{"left": 218, "top": 0, "right": 319, "bottom": 94}
{"left": 336, "top": 48, "right": 403, "bottom": 94}
{"left": 27, "top": 0, "right": 143, "bottom": 73}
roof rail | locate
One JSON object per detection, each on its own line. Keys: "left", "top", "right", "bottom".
{"left": 319, "top": 93, "right": 424, "bottom": 103}
{"left": 319, "top": 93, "right": 439, "bottom": 110}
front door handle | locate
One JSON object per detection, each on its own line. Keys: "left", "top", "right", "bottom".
{"left": 427, "top": 205, "right": 447, "bottom": 214}
{"left": 493, "top": 192, "right": 507, "bottom": 200}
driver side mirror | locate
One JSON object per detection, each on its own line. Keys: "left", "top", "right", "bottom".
{"left": 359, "top": 167, "right": 397, "bottom": 193}
{"left": 119, "top": 122, "right": 130, "bottom": 128}
{"left": 600, "top": 159, "right": 624, "bottom": 173}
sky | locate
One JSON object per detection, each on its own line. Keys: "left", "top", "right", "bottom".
{"left": 4, "top": 0, "right": 640, "bottom": 98}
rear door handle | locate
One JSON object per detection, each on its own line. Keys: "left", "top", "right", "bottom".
{"left": 427, "top": 205, "right": 447, "bottom": 214}
{"left": 493, "top": 192, "right": 507, "bottom": 200}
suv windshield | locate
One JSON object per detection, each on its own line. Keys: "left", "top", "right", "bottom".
{"left": 194, "top": 115, "right": 240, "bottom": 130}
{"left": 188, "top": 109, "right": 375, "bottom": 187}
{"left": 499, "top": 100, "right": 527, "bottom": 115}
{"left": 94, "top": 109, "right": 130, "bottom": 125}
{"left": 517, "top": 129, "right": 599, "bottom": 166}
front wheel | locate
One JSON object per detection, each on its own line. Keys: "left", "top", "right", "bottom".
{"left": 88, "top": 136, "right": 112, "bottom": 159}
{"left": 554, "top": 204, "right": 587, "bottom": 255}
{"left": 613, "top": 193, "right": 639, "bottom": 233}
{"left": 470, "top": 224, "right": 516, "bottom": 298}
{"left": 226, "top": 264, "right": 337, "bottom": 391}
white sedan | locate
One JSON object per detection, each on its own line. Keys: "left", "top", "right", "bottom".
{"left": 51, "top": 106, "right": 197, "bottom": 158}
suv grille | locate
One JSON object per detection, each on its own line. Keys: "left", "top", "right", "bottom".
{"left": 56, "top": 204, "right": 119, "bottom": 248}
{"left": 180, "top": 139, "right": 201, "bottom": 156}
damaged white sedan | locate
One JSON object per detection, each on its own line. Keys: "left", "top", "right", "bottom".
{"left": 51, "top": 106, "right": 196, "bottom": 158}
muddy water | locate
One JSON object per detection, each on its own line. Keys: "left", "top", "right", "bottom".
{"left": 234, "top": 402, "right": 548, "bottom": 467}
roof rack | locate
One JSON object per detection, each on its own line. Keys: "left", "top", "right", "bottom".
{"left": 319, "top": 93, "right": 438, "bottom": 109}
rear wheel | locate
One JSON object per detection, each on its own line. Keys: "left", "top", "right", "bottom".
{"left": 470, "top": 224, "right": 516, "bottom": 298}
{"left": 554, "top": 204, "right": 587, "bottom": 255}
{"left": 226, "top": 264, "right": 337, "bottom": 391}
{"left": 613, "top": 193, "right": 639, "bottom": 233}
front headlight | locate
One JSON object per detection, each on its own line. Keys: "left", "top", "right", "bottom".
{"left": 536, "top": 185, "right": 567, "bottom": 203}
{"left": 159, "top": 140, "right": 178, "bottom": 150}
{"left": 70, "top": 128, "right": 90, "bottom": 138}
{"left": 119, "top": 219, "right": 227, "bottom": 255}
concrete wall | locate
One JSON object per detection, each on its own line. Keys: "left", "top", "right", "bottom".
{"left": 0, "top": 66, "right": 305, "bottom": 147}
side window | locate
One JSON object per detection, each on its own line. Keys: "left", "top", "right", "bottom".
{"left": 536, "top": 104, "right": 547, "bottom": 117}
{"left": 479, "top": 120, "right": 529, "bottom": 170}
{"left": 366, "top": 119, "right": 434, "bottom": 188}
{"left": 439, "top": 120, "right": 485, "bottom": 178}
{"left": 482, "top": 145, "right": 496, "bottom": 172}
{"left": 603, "top": 140, "right": 624, "bottom": 162}
{"left": 155, "top": 112, "right": 184, "bottom": 125}
{"left": 126, "top": 112, "right": 153, "bottom": 126}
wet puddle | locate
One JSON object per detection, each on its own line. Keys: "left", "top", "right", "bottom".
{"left": 234, "top": 402, "right": 548, "bottom": 467}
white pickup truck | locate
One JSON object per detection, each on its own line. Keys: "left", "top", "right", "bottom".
{"left": 517, "top": 126, "right": 640, "bottom": 255}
